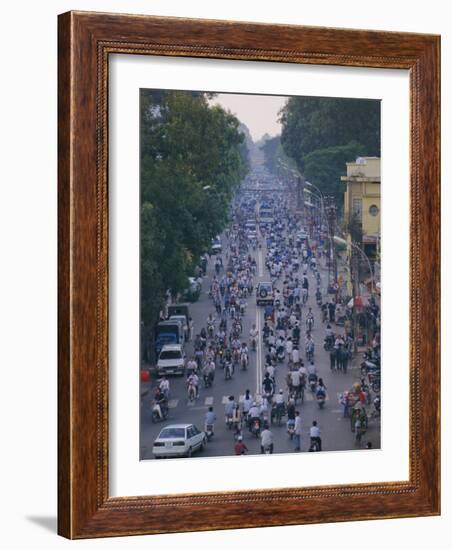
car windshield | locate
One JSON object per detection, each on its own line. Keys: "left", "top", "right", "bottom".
{"left": 260, "top": 284, "right": 272, "bottom": 291}
{"left": 160, "top": 351, "right": 182, "bottom": 360}
{"left": 158, "top": 428, "right": 185, "bottom": 439}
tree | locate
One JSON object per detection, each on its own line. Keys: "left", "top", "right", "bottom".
{"left": 140, "top": 90, "right": 248, "bottom": 335}
{"left": 303, "top": 141, "right": 367, "bottom": 206}
{"left": 279, "top": 96, "right": 380, "bottom": 211}
{"left": 280, "top": 97, "right": 380, "bottom": 171}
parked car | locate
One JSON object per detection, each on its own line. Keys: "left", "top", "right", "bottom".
{"left": 169, "top": 315, "right": 189, "bottom": 341}
{"left": 256, "top": 281, "right": 274, "bottom": 306}
{"left": 156, "top": 344, "right": 185, "bottom": 376}
{"left": 152, "top": 424, "right": 206, "bottom": 458}
{"left": 210, "top": 236, "right": 222, "bottom": 255}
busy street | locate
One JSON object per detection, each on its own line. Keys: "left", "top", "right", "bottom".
{"left": 140, "top": 163, "right": 381, "bottom": 459}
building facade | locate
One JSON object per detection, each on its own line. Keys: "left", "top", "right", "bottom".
{"left": 341, "top": 157, "right": 380, "bottom": 260}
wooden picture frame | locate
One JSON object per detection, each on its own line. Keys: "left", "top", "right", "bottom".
{"left": 58, "top": 11, "right": 440, "bottom": 539}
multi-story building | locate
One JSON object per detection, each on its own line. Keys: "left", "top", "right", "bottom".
{"left": 341, "top": 156, "right": 380, "bottom": 260}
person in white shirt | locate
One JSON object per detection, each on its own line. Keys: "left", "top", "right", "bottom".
{"left": 159, "top": 376, "right": 170, "bottom": 399}
{"left": 187, "top": 357, "right": 198, "bottom": 375}
{"left": 309, "top": 420, "right": 322, "bottom": 451}
{"left": 187, "top": 372, "right": 200, "bottom": 398}
{"left": 290, "top": 369, "right": 300, "bottom": 389}
{"left": 293, "top": 411, "right": 302, "bottom": 451}
{"left": 242, "top": 390, "right": 253, "bottom": 417}
{"left": 265, "top": 363, "right": 275, "bottom": 380}
{"left": 286, "top": 338, "right": 293, "bottom": 363}
{"left": 292, "top": 346, "right": 300, "bottom": 367}
{"left": 248, "top": 403, "right": 261, "bottom": 423}
{"left": 260, "top": 424, "right": 274, "bottom": 454}
{"left": 274, "top": 389, "right": 284, "bottom": 405}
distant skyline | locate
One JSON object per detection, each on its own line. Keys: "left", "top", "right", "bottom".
{"left": 211, "top": 93, "right": 287, "bottom": 141}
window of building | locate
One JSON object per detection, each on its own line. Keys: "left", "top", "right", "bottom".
{"left": 369, "top": 204, "right": 379, "bottom": 216}
{"left": 352, "top": 198, "right": 362, "bottom": 221}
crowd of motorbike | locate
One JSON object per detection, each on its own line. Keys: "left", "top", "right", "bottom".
{"left": 150, "top": 188, "right": 381, "bottom": 453}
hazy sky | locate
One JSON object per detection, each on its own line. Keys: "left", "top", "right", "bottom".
{"left": 211, "top": 93, "right": 288, "bottom": 141}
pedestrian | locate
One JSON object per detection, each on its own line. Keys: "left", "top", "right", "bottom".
{"left": 293, "top": 411, "right": 302, "bottom": 451}
{"left": 329, "top": 348, "right": 336, "bottom": 370}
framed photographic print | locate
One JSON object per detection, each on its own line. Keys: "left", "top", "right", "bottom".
{"left": 58, "top": 11, "right": 440, "bottom": 539}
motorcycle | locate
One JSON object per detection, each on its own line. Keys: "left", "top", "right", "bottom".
{"left": 287, "top": 421, "right": 295, "bottom": 440}
{"left": 323, "top": 335, "right": 333, "bottom": 351}
{"left": 151, "top": 401, "right": 168, "bottom": 423}
{"left": 309, "top": 438, "right": 321, "bottom": 452}
{"left": 205, "top": 423, "right": 214, "bottom": 441}
{"left": 225, "top": 414, "right": 234, "bottom": 430}
{"left": 187, "top": 383, "right": 197, "bottom": 402}
{"left": 203, "top": 372, "right": 214, "bottom": 388}
{"left": 276, "top": 347, "right": 285, "bottom": 363}
{"left": 251, "top": 337, "right": 257, "bottom": 352}
{"left": 207, "top": 323, "right": 215, "bottom": 339}
{"left": 308, "top": 373, "right": 318, "bottom": 393}
{"left": 240, "top": 353, "right": 248, "bottom": 371}
{"left": 224, "top": 361, "right": 234, "bottom": 380}
{"left": 262, "top": 443, "right": 273, "bottom": 455}
{"left": 360, "top": 359, "right": 380, "bottom": 376}
{"left": 250, "top": 417, "right": 261, "bottom": 438}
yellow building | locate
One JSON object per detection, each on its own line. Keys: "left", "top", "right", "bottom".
{"left": 341, "top": 156, "right": 380, "bottom": 259}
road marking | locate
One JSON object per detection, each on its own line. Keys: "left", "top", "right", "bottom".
{"left": 258, "top": 249, "right": 263, "bottom": 277}
{"left": 221, "top": 396, "right": 229, "bottom": 404}
{"left": 204, "top": 397, "right": 214, "bottom": 406}
{"left": 256, "top": 307, "right": 263, "bottom": 394}
{"left": 168, "top": 399, "right": 179, "bottom": 408}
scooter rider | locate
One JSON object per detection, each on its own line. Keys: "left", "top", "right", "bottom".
{"left": 187, "top": 371, "right": 200, "bottom": 398}
{"left": 260, "top": 423, "right": 274, "bottom": 454}
{"left": 240, "top": 341, "right": 249, "bottom": 369}
{"left": 249, "top": 324, "right": 258, "bottom": 351}
{"left": 273, "top": 389, "right": 285, "bottom": 417}
{"left": 247, "top": 402, "right": 261, "bottom": 431}
{"left": 242, "top": 389, "right": 253, "bottom": 420}
{"left": 158, "top": 376, "right": 170, "bottom": 400}
{"left": 234, "top": 435, "right": 248, "bottom": 455}
{"left": 202, "top": 359, "right": 215, "bottom": 386}
{"left": 224, "top": 395, "right": 236, "bottom": 424}
{"left": 309, "top": 420, "right": 322, "bottom": 451}
{"left": 204, "top": 406, "right": 217, "bottom": 435}
{"left": 262, "top": 372, "right": 275, "bottom": 398}
{"left": 153, "top": 387, "right": 168, "bottom": 419}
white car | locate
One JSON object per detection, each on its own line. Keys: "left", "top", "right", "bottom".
{"left": 157, "top": 344, "right": 185, "bottom": 376}
{"left": 152, "top": 424, "right": 206, "bottom": 458}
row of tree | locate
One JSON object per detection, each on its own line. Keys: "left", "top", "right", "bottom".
{"left": 140, "top": 90, "right": 248, "bottom": 341}
{"left": 278, "top": 96, "right": 381, "bottom": 207}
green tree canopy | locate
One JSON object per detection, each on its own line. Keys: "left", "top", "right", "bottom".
{"left": 140, "top": 90, "right": 248, "bottom": 329}
{"left": 303, "top": 141, "right": 367, "bottom": 205}
{"left": 280, "top": 96, "right": 380, "bottom": 207}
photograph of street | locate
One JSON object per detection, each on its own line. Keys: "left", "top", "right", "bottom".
{"left": 139, "top": 89, "right": 381, "bottom": 459}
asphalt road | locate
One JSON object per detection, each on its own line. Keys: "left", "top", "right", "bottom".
{"left": 140, "top": 232, "right": 380, "bottom": 460}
